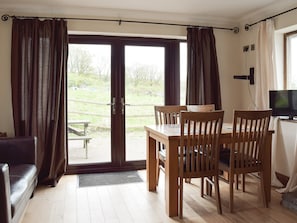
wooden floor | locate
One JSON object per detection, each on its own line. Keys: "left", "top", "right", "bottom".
{"left": 21, "top": 171, "right": 297, "bottom": 223}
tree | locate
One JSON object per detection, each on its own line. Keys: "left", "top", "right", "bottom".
{"left": 94, "top": 56, "right": 111, "bottom": 81}
{"left": 68, "top": 45, "right": 95, "bottom": 75}
{"left": 126, "top": 63, "right": 162, "bottom": 86}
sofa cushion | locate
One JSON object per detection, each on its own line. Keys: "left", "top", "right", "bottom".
{"left": 9, "top": 164, "right": 37, "bottom": 218}
{"left": 9, "top": 176, "right": 28, "bottom": 217}
{"left": 9, "top": 164, "right": 37, "bottom": 186}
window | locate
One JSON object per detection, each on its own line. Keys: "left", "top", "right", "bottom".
{"left": 285, "top": 31, "right": 297, "bottom": 89}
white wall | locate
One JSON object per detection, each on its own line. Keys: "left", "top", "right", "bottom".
{"left": 234, "top": 27, "right": 258, "bottom": 110}
{"left": 214, "top": 29, "right": 241, "bottom": 121}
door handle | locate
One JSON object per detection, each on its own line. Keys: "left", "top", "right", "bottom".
{"left": 107, "top": 97, "right": 116, "bottom": 115}
{"left": 121, "top": 97, "right": 130, "bottom": 115}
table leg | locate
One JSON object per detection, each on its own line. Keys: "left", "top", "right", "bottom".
{"left": 165, "top": 140, "right": 179, "bottom": 217}
{"left": 83, "top": 123, "right": 88, "bottom": 148}
{"left": 146, "top": 132, "right": 156, "bottom": 191}
{"left": 85, "top": 139, "right": 88, "bottom": 159}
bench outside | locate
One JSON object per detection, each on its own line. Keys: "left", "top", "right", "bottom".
{"left": 68, "top": 136, "right": 92, "bottom": 158}
{"left": 68, "top": 126, "right": 85, "bottom": 136}
{"left": 68, "top": 120, "right": 92, "bottom": 159}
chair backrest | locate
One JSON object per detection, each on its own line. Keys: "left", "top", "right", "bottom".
{"left": 154, "top": 105, "right": 187, "bottom": 125}
{"left": 186, "top": 104, "right": 215, "bottom": 112}
{"left": 180, "top": 111, "right": 224, "bottom": 178}
{"left": 230, "top": 110, "right": 272, "bottom": 172}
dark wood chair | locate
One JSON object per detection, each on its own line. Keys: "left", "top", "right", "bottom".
{"left": 154, "top": 105, "right": 187, "bottom": 185}
{"left": 186, "top": 104, "right": 215, "bottom": 112}
{"left": 179, "top": 110, "right": 224, "bottom": 218}
{"left": 219, "top": 109, "right": 272, "bottom": 212}
{"left": 186, "top": 104, "right": 216, "bottom": 185}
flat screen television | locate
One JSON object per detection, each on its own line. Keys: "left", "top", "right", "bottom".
{"left": 269, "top": 90, "right": 297, "bottom": 120}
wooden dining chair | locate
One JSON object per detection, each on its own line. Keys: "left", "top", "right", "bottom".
{"left": 186, "top": 104, "right": 215, "bottom": 185}
{"left": 179, "top": 110, "right": 224, "bottom": 218}
{"left": 219, "top": 109, "right": 272, "bottom": 212}
{"left": 186, "top": 104, "right": 215, "bottom": 112}
{"left": 154, "top": 105, "right": 187, "bottom": 185}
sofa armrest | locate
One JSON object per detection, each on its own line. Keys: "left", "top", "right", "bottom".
{"left": 0, "top": 163, "right": 12, "bottom": 223}
{"left": 0, "top": 137, "right": 37, "bottom": 166}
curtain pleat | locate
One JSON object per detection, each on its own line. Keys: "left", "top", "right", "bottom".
{"left": 186, "top": 27, "right": 221, "bottom": 110}
{"left": 165, "top": 40, "right": 180, "bottom": 105}
{"left": 255, "top": 20, "right": 277, "bottom": 109}
{"left": 11, "top": 18, "right": 68, "bottom": 186}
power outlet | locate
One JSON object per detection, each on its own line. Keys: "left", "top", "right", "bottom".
{"left": 243, "top": 45, "right": 249, "bottom": 52}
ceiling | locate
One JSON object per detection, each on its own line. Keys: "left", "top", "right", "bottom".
{"left": 1, "top": 0, "right": 297, "bottom": 27}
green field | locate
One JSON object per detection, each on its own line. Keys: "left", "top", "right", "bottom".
{"left": 67, "top": 72, "right": 163, "bottom": 136}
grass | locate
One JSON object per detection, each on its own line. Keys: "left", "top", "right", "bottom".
{"left": 67, "top": 72, "right": 163, "bottom": 135}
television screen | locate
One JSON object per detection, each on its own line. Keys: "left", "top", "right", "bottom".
{"left": 292, "top": 91, "right": 297, "bottom": 110}
{"left": 269, "top": 90, "right": 297, "bottom": 120}
{"left": 274, "top": 91, "right": 289, "bottom": 108}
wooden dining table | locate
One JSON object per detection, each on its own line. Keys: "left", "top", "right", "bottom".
{"left": 144, "top": 123, "right": 274, "bottom": 217}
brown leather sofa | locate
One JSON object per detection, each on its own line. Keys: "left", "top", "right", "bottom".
{"left": 0, "top": 137, "right": 38, "bottom": 223}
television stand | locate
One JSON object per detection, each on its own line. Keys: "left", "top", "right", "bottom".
{"left": 279, "top": 116, "right": 297, "bottom": 122}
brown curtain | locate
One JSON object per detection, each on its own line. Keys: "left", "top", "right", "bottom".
{"left": 11, "top": 18, "right": 68, "bottom": 186}
{"left": 165, "top": 40, "right": 180, "bottom": 105}
{"left": 186, "top": 27, "right": 222, "bottom": 110}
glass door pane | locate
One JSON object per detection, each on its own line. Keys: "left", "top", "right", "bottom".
{"left": 67, "top": 44, "right": 111, "bottom": 164}
{"left": 124, "top": 45, "right": 165, "bottom": 161}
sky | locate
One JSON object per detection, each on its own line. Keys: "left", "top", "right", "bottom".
{"left": 70, "top": 43, "right": 187, "bottom": 81}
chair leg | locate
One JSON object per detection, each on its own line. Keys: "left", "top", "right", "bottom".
{"left": 214, "top": 175, "right": 222, "bottom": 214}
{"left": 207, "top": 176, "right": 213, "bottom": 196}
{"left": 235, "top": 174, "right": 245, "bottom": 191}
{"left": 179, "top": 177, "right": 184, "bottom": 218}
{"left": 260, "top": 171, "right": 268, "bottom": 208}
{"left": 204, "top": 177, "right": 211, "bottom": 196}
{"left": 229, "top": 173, "right": 234, "bottom": 213}
{"left": 185, "top": 178, "right": 191, "bottom": 183}
{"left": 201, "top": 177, "right": 204, "bottom": 197}
{"left": 242, "top": 174, "right": 245, "bottom": 192}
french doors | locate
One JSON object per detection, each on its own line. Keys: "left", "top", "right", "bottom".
{"left": 67, "top": 35, "right": 181, "bottom": 174}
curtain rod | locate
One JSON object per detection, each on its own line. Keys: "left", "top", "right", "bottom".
{"left": 1, "top": 14, "right": 240, "bottom": 33}
{"left": 244, "top": 6, "right": 297, "bottom": 31}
